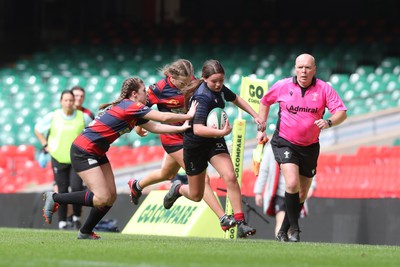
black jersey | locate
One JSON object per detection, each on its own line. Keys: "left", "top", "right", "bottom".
{"left": 184, "top": 82, "right": 236, "bottom": 148}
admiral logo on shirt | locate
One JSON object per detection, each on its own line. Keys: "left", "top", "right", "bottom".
{"left": 286, "top": 105, "right": 318, "bottom": 114}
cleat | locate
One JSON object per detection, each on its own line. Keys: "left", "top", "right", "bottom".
{"left": 288, "top": 228, "right": 301, "bottom": 242}
{"left": 163, "top": 181, "right": 182, "bottom": 209}
{"left": 220, "top": 215, "right": 237, "bottom": 231}
{"left": 128, "top": 178, "right": 142, "bottom": 205}
{"left": 237, "top": 221, "right": 256, "bottom": 238}
{"left": 42, "top": 192, "right": 59, "bottom": 224}
{"left": 77, "top": 231, "right": 101, "bottom": 240}
{"left": 276, "top": 230, "right": 289, "bottom": 242}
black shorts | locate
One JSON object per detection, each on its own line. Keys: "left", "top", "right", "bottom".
{"left": 162, "top": 144, "right": 183, "bottom": 154}
{"left": 184, "top": 140, "right": 229, "bottom": 176}
{"left": 270, "top": 135, "right": 319, "bottom": 178}
{"left": 70, "top": 145, "right": 109, "bottom": 172}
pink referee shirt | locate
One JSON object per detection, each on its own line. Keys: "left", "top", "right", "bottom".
{"left": 261, "top": 77, "right": 347, "bottom": 146}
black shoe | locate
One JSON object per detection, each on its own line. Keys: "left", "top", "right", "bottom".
{"left": 163, "top": 181, "right": 182, "bottom": 209}
{"left": 276, "top": 230, "right": 289, "bottom": 242}
{"left": 288, "top": 228, "right": 301, "bottom": 242}
{"left": 128, "top": 178, "right": 142, "bottom": 205}
{"left": 77, "top": 231, "right": 101, "bottom": 240}
{"left": 220, "top": 215, "right": 237, "bottom": 231}
{"left": 237, "top": 221, "right": 256, "bottom": 238}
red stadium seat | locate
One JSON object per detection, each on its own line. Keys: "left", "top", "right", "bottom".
{"left": 0, "top": 145, "right": 17, "bottom": 169}
{"left": 209, "top": 176, "right": 227, "bottom": 196}
{"left": 0, "top": 145, "right": 17, "bottom": 157}
{"left": 241, "top": 170, "right": 256, "bottom": 197}
{"left": 15, "top": 145, "right": 36, "bottom": 161}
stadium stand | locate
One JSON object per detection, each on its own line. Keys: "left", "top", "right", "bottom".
{"left": 206, "top": 145, "right": 400, "bottom": 199}
{"left": 1, "top": 14, "right": 399, "bottom": 194}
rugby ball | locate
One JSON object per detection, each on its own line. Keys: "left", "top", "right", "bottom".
{"left": 206, "top": 108, "right": 228, "bottom": 129}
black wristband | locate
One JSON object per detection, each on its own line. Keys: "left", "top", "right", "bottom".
{"left": 326, "top": 119, "right": 333, "bottom": 128}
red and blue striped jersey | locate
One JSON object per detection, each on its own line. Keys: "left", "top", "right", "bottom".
{"left": 73, "top": 99, "right": 151, "bottom": 156}
{"left": 146, "top": 77, "right": 185, "bottom": 147}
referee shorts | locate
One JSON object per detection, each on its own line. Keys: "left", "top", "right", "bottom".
{"left": 271, "top": 135, "right": 319, "bottom": 178}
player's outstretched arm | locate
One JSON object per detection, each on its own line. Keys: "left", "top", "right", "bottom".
{"left": 141, "top": 120, "right": 191, "bottom": 134}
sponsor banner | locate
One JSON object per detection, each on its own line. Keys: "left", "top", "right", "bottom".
{"left": 239, "top": 77, "right": 269, "bottom": 113}
{"left": 224, "top": 118, "right": 246, "bottom": 239}
{"left": 122, "top": 190, "right": 223, "bottom": 238}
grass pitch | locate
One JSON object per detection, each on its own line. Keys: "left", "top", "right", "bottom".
{"left": 0, "top": 227, "right": 399, "bottom": 267}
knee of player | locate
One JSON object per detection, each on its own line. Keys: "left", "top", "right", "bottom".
{"left": 165, "top": 174, "right": 176, "bottom": 181}
{"left": 191, "top": 195, "right": 202, "bottom": 202}
{"left": 221, "top": 173, "right": 237, "bottom": 184}
{"left": 95, "top": 193, "right": 116, "bottom": 206}
{"left": 285, "top": 179, "right": 300, "bottom": 191}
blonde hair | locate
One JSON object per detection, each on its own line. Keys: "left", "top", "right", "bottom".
{"left": 161, "top": 59, "right": 194, "bottom": 79}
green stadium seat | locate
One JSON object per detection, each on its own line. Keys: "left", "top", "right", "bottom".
{"left": 20, "top": 74, "right": 41, "bottom": 86}
{"left": 382, "top": 73, "right": 397, "bottom": 84}
{"left": 227, "top": 74, "right": 242, "bottom": 94}
{"left": 358, "top": 88, "right": 370, "bottom": 99}
{"left": 145, "top": 74, "right": 163, "bottom": 86}
{"left": 393, "top": 66, "right": 400, "bottom": 75}
{"left": 105, "top": 75, "right": 124, "bottom": 90}
{"left": 4, "top": 84, "right": 21, "bottom": 95}
{"left": 47, "top": 75, "right": 68, "bottom": 88}
{"left": 354, "top": 80, "right": 368, "bottom": 94}
{"left": 355, "top": 65, "right": 375, "bottom": 76}
{"left": 370, "top": 81, "right": 386, "bottom": 94}
{"left": 329, "top": 74, "right": 349, "bottom": 89}
{"left": 381, "top": 57, "right": 400, "bottom": 69}
{"left": 342, "top": 85, "right": 357, "bottom": 102}
{"left": 273, "top": 66, "right": 292, "bottom": 78}
{"left": 265, "top": 73, "right": 282, "bottom": 87}
{"left": 12, "top": 93, "right": 32, "bottom": 110}
{"left": 86, "top": 76, "right": 106, "bottom": 95}
{"left": 391, "top": 90, "right": 400, "bottom": 104}
{"left": 386, "top": 80, "right": 399, "bottom": 93}
{"left": 14, "top": 60, "right": 30, "bottom": 72}
{"left": 366, "top": 73, "right": 382, "bottom": 83}
{"left": 1, "top": 74, "right": 19, "bottom": 86}
{"left": 233, "top": 66, "right": 254, "bottom": 76}
{"left": 137, "top": 69, "right": 150, "bottom": 79}
{"left": 67, "top": 75, "right": 87, "bottom": 89}
{"left": 349, "top": 73, "right": 366, "bottom": 84}
{"left": 88, "top": 99, "right": 101, "bottom": 112}
{"left": 374, "top": 66, "right": 388, "bottom": 75}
